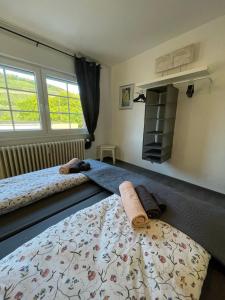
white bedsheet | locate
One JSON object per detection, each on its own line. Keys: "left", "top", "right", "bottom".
{"left": 0, "top": 194, "right": 210, "bottom": 300}
{"left": 0, "top": 166, "right": 88, "bottom": 215}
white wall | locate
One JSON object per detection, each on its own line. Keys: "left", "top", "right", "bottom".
{"left": 111, "top": 15, "right": 225, "bottom": 194}
{"left": 0, "top": 29, "right": 111, "bottom": 159}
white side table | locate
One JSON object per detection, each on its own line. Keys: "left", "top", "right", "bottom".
{"left": 99, "top": 144, "right": 117, "bottom": 164}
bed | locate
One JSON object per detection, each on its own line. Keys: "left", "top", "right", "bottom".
{"left": 0, "top": 161, "right": 224, "bottom": 300}
{"left": 0, "top": 194, "right": 210, "bottom": 300}
{"left": 0, "top": 166, "right": 89, "bottom": 216}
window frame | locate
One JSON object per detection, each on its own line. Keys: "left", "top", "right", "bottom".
{"left": 41, "top": 69, "right": 85, "bottom": 134}
{"left": 0, "top": 56, "right": 87, "bottom": 140}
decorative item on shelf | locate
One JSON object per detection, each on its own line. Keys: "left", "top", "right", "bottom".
{"left": 133, "top": 93, "right": 146, "bottom": 103}
{"left": 155, "top": 44, "right": 195, "bottom": 73}
{"left": 119, "top": 84, "right": 134, "bottom": 109}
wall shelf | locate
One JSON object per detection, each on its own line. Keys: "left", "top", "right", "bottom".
{"left": 137, "top": 66, "right": 210, "bottom": 89}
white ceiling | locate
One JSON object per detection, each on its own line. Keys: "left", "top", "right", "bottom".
{"left": 0, "top": 0, "right": 225, "bottom": 65}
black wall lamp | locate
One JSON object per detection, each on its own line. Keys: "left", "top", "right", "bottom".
{"left": 186, "top": 84, "right": 195, "bottom": 98}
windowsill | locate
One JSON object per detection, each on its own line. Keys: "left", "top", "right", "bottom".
{"left": 0, "top": 128, "right": 88, "bottom": 145}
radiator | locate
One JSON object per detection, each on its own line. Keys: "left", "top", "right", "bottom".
{"left": 0, "top": 139, "right": 85, "bottom": 178}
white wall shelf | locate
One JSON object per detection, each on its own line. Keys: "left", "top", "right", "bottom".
{"left": 137, "top": 66, "right": 210, "bottom": 89}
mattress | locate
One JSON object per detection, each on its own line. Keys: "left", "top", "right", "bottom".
{"left": 0, "top": 189, "right": 111, "bottom": 259}
{"left": 0, "top": 194, "right": 210, "bottom": 300}
{"left": 0, "top": 181, "right": 103, "bottom": 242}
{"left": 0, "top": 162, "right": 224, "bottom": 299}
{"left": 0, "top": 166, "right": 88, "bottom": 215}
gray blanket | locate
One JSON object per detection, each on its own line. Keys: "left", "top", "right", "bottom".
{"left": 84, "top": 159, "right": 225, "bottom": 266}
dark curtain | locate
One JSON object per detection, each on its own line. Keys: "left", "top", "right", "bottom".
{"left": 75, "top": 56, "right": 100, "bottom": 149}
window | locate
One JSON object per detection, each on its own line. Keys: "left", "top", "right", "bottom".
{"left": 0, "top": 57, "right": 86, "bottom": 138}
{"left": 46, "top": 77, "right": 84, "bottom": 130}
{"left": 0, "top": 66, "right": 41, "bottom": 131}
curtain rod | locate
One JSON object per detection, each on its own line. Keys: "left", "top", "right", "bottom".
{"left": 0, "top": 25, "right": 75, "bottom": 58}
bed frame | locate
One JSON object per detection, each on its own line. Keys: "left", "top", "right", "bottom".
{"left": 0, "top": 181, "right": 111, "bottom": 257}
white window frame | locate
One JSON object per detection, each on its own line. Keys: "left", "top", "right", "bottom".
{"left": 41, "top": 68, "right": 86, "bottom": 135}
{"left": 0, "top": 56, "right": 87, "bottom": 140}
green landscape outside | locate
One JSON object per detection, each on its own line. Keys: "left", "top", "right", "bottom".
{"left": 0, "top": 69, "right": 83, "bottom": 130}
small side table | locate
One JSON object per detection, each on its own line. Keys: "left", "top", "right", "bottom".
{"left": 99, "top": 144, "right": 116, "bottom": 164}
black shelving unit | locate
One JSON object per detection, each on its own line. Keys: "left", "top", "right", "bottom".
{"left": 142, "top": 84, "right": 178, "bottom": 163}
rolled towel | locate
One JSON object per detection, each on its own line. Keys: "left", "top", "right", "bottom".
{"left": 69, "top": 161, "right": 91, "bottom": 173}
{"left": 68, "top": 162, "right": 81, "bottom": 173}
{"left": 79, "top": 161, "right": 91, "bottom": 171}
{"left": 135, "top": 185, "right": 166, "bottom": 218}
{"left": 119, "top": 181, "right": 148, "bottom": 228}
{"left": 151, "top": 193, "right": 167, "bottom": 214}
{"left": 59, "top": 158, "right": 81, "bottom": 174}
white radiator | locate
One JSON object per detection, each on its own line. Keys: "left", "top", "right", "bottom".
{"left": 0, "top": 139, "right": 85, "bottom": 178}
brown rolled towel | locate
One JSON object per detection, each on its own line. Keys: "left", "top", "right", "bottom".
{"left": 59, "top": 158, "right": 81, "bottom": 174}
{"left": 119, "top": 181, "right": 148, "bottom": 228}
{"left": 135, "top": 185, "right": 166, "bottom": 218}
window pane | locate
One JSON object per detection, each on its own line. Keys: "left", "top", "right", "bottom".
{"left": 0, "top": 89, "right": 9, "bottom": 110}
{"left": 9, "top": 91, "right": 39, "bottom": 111}
{"left": 0, "top": 110, "right": 13, "bottom": 131}
{"left": 47, "top": 78, "right": 67, "bottom": 97}
{"left": 0, "top": 64, "right": 42, "bottom": 132}
{"left": 6, "top": 69, "right": 36, "bottom": 92}
{"left": 48, "top": 96, "right": 68, "bottom": 113}
{"left": 68, "top": 83, "right": 79, "bottom": 98}
{"left": 47, "top": 77, "right": 83, "bottom": 130}
{"left": 50, "top": 113, "right": 70, "bottom": 129}
{"left": 13, "top": 111, "right": 41, "bottom": 130}
{"left": 70, "top": 113, "right": 83, "bottom": 129}
{"left": 48, "top": 96, "right": 58, "bottom": 113}
{"left": 69, "top": 98, "right": 82, "bottom": 113}
{"left": 0, "top": 68, "right": 5, "bottom": 88}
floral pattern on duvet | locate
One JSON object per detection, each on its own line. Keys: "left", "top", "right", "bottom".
{"left": 0, "top": 194, "right": 210, "bottom": 300}
{"left": 0, "top": 166, "right": 88, "bottom": 215}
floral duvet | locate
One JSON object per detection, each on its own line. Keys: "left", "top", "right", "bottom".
{"left": 0, "top": 166, "right": 88, "bottom": 215}
{"left": 0, "top": 194, "right": 210, "bottom": 300}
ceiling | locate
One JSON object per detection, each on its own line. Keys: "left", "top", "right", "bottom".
{"left": 0, "top": 0, "right": 225, "bottom": 65}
